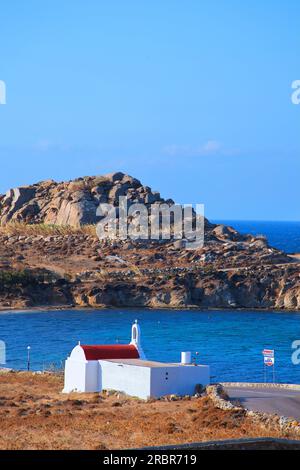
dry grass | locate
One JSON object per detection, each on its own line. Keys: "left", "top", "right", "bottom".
{"left": 0, "top": 222, "right": 97, "bottom": 238}
{"left": 0, "top": 371, "right": 297, "bottom": 450}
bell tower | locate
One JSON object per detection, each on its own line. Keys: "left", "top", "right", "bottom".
{"left": 130, "top": 320, "right": 146, "bottom": 359}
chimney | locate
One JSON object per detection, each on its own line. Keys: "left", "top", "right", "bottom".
{"left": 181, "top": 351, "right": 191, "bottom": 365}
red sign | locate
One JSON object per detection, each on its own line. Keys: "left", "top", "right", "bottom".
{"left": 262, "top": 349, "right": 274, "bottom": 357}
{"left": 264, "top": 356, "right": 275, "bottom": 367}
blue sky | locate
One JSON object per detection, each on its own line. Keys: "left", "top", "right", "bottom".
{"left": 0, "top": 0, "right": 299, "bottom": 220}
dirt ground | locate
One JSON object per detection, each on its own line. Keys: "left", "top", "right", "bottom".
{"left": 0, "top": 371, "right": 298, "bottom": 450}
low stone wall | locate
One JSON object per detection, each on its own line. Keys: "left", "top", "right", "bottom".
{"left": 206, "top": 384, "right": 300, "bottom": 436}
{"left": 206, "top": 384, "right": 241, "bottom": 411}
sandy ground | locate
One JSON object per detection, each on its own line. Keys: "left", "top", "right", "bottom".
{"left": 0, "top": 371, "right": 298, "bottom": 450}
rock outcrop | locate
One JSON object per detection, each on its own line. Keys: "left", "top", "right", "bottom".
{"left": 0, "top": 171, "right": 299, "bottom": 311}
{"left": 0, "top": 172, "right": 168, "bottom": 228}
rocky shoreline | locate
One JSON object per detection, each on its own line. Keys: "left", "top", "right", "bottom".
{"left": 0, "top": 172, "right": 299, "bottom": 311}
{"left": 1, "top": 304, "right": 300, "bottom": 314}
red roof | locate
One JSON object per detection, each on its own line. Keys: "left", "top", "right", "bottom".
{"left": 81, "top": 344, "right": 139, "bottom": 360}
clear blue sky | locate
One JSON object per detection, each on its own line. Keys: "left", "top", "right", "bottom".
{"left": 0, "top": 0, "right": 299, "bottom": 220}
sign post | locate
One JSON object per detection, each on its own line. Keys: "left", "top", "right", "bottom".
{"left": 262, "top": 349, "right": 275, "bottom": 383}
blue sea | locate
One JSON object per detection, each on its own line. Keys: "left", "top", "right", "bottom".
{"left": 0, "top": 309, "right": 300, "bottom": 383}
{"left": 0, "top": 221, "right": 300, "bottom": 384}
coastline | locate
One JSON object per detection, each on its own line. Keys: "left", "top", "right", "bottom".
{"left": 1, "top": 304, "right": 300, "bottom": 314}
{"left": 1, "top": 217, "right": 300, "bottom": 314}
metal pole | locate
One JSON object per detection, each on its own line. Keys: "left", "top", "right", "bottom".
{"left": 27, "top": 346, "right": 31, "bottom": 371}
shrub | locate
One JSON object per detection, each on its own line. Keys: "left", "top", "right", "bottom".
{"left": 0, "top": 269, "right": 37, "bottom": 290}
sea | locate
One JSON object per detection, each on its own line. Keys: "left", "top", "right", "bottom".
{"left": 0, "top": 220, "right": 300, "bottom": 383}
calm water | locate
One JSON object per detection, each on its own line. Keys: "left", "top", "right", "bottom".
{"left": 1, "top": 221, "right": 300, "bottom": 383}
{"left": 1, "top": 309, "right": 300, "bottom": 384}
{"left": 215, "top": 220, "right": 300, "bottom": 253}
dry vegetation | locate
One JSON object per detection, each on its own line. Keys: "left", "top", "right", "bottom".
{"left": 0, "top": 222, "right": 97, "bottom": 238}
{"left": 0, "top": 371, "right": 297, "bottom": 450}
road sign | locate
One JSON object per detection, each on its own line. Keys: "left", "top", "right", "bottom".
{"left": 262, "top": 349, "right": 274, "bottom": 357}
{"left": 264, "top": 356, "right": 275, "bottom": 366}
{"left": 262, "top": 348, "right": 275, "bottom": 382}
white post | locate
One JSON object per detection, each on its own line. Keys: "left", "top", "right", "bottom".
{"left": 27, "top": 346, "right": 31, "bottom": 371}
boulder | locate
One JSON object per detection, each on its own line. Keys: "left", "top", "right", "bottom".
{"left": 1, "top": 187, "right": 36, "bottom": 224}
{"left": 105, "top": 172, "right": 126, "bottom": 183}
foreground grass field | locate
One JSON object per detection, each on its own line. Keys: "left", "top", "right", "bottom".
{"left": 0, "top": 371, "right": 298, "bottom": 450}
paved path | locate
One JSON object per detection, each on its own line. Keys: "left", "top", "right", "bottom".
{"left": 224, "top": 386, "right": 300, "bottom": 420}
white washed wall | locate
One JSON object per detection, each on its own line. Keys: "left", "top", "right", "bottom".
{"left": 150, "top": 365, "right": 210, "bottom": 398}
{"left": 99, "top": 360, "right": 151, "bottom": 399}
{"left": 63, "top": 358, "right": 87, "bottom": 392}
{"left": 63, "top": 359, "right": 101, "bottom": 393}
{"left": 99, "top": 361, "right": 210, "bottom": 399}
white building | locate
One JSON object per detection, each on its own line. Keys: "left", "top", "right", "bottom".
{"left": 63, "top": 320, "right": 210, "bottom": 399}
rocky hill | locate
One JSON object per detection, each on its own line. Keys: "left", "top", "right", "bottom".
{"left": 0, "top": 172, "right": 176, "bottom": 227}
{"left": 0, "top": 172, "right": 299, "bottom": 311}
